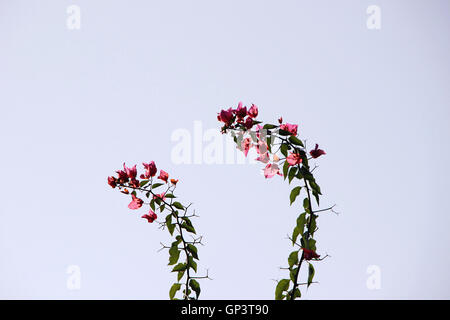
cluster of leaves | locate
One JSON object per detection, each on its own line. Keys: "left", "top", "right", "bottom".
{"left": 108, "top": 164, "right": 208, "bottom": 300}
{"left": 276, "top": 139, "right": 322, "bottom": 300}
{"left": 155, "top": 188, "right": 205, "bottom": 300}
{"left": 218, "top": 103, "right": 332, "bottom": 300}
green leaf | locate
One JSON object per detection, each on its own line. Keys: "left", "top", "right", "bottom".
{"left": 309, "top": 180, "right": 322, "bottom": 206}
{"left": 292, "top": 226, "right": 300, "bottom": 246}
{"left": 168, "top": 245, "right": 180, "bottom": 265}
{"left": 177, "top": 270, "right": 185, "bottom": 282}
{"left": 307, "top": 238, "right": 317, "bottom": 251}
{"left": 280, "top": 143, "right": 288, "bottom": 157}
{"left": 160, "top": 204, "right": 165, "bottom": 212}
{"left": 181, "top": 222, "right": 196, "bottom": 234}
{"left": 165, "top": 214, "right": 175, "bottom": 235}
{"left": 283, "top": 161, "right": 290, "bottom": 180}
{"left": 288, "top": 251, "right": 299, "bottom": 268}
{"left": 188, "top": 256, "right": 198, "bottom": 272}
{"left": 172, "top": 237, "right": 182, "bottom": 246}
{"left": 167, "top": 223, "right": 175, "bottom": 236}
{"left": 181, "top": 216, "right": 192, "bottom": 223}
{"left": 309, "top": 181, "right": 322, "bottom": 195}
{"left": 173, "top": 202, "right": 184, "bottom": 210}
{"left": 139, "top": 180, "right": 149, "bottom": 187}
{"left": 303, "top": 198, "right": 310, "bottom": 212}
{"left": 187, "top": 244, "right": 199, "bottom": 260}
{"left": 297, "top": 212, "right": 306, "bottom": 233}
{"left": 275, "top": 279, "right": 290, "bottom": 300}
{"left": 292, "top": 288, "right": 301, "bottom": 299}
{"left": 296, "top": 213, "right": 306, "bottom": 235}
{"left": 183, "top": 288, "right": 192, "bottom": 297}
{"left": 309, "top": 215, "right": 317, "bottom": 236}
{"left": 292, "top": 213, "right": 306, "bottom": 245}
{"left": 165, "top": 194, "right": 176, "bottom": 199}
{"left": 288, "top": 136, "right": 304, "bottom": 147}
{"left": 278, "top": 129, "right": 292, "bottom": 136}
{"left": 172, "top": 263, "right": 187, "bottom": 272}
{"left": 263, "top": 124, "right": 278, "bottom": 129}
{"left": 150, "top": 199, "right": 155, "bottom": 211}
{"left": 300, "top": 166, "right": 313, "bottom": 181}
{"left": 308, "top": 263, "right": 315, "bottom": 287}
{"left": 312, "top": 190, "right": 320, "bottom": 206}
{"left": 290, "top": 267, "right": 298, "bottom": 282}
{"left": 301, "top": 154, "right": 309, "bottom": 168}
{"left": 300, "top": 234, "right": 306, "bottom": 248}
{"left": 289, "top": 186, "right": 301, "bottom": 205}
{"left": 288, "top": 167, "right": 298, "bottom": 184}
{"left": 169, "top": 283, "right": 181, "bottom": 300}
{"left": 152, "top": 183, "right": 164, "bottom": 189}
{"left": 189, "top": 279, "right": 201, "bottom": 299}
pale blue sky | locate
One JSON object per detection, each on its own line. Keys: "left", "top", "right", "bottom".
{"left": 0, "top": 0, "right": 449, "bottom": 299}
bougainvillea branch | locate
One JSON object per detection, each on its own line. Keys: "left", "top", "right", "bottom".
{"left": 217, "top": 102, "right": 335, "bottom": 300}
{"left": 107, "top": 162, "right": 210, "bottom": 300}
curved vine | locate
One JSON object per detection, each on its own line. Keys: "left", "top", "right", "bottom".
{"left": 217, "top": 102, "right": 336, "bottom": 299}
{"left": 107, "top": 162, "right": 210, "bottom": 299}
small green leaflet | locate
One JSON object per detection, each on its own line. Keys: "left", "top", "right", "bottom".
{"left": 288, "top": 251, "right": 299, "bottom": 268}
{"left": 189, "top": 279, "right": 201, "bottom": 299}
{"left": 308, "top": 263, "right": 315, "bottom": 287}
{"left": 169, "top": 283, "right": 181, "bottom": 300}
{"left": 275, "top": 279, "right": 290, "bottom": 300}
{"left": 289, "top": 186, "right": 301, "bottom": 205}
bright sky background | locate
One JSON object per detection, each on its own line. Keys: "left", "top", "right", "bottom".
{"left": 1, "top": 0, "right": 449, "bottom": 299}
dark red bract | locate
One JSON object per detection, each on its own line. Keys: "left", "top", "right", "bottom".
{"left": 158, "top": 170, "right": 169, "bottom": 183}
{"left": 235, "top": 102, "right": 247, "bottom": 119}
{"left": 143, "top": 161, "right": 157, "bottom": 178}
{"left": 218, "top": 109, "right": 234, "bottom": 125}
{"left": 124, "top": 163, "right": 137, "bottom": 179}
{"left": 303, "top": 248, "right": 320, "bottom": 260}
{"left": 247, "top": 104, "right": 258, "bottom": 118}
{"left": 244, "top": 117, "right": 253, "bottom": 130}
{"left": 107, "top": 176, "right": 117, "bottom": 188}
{"left": 310, "top": 144, "right": 326, "bottom": 158}
{"left": 142, "top": 210, "right": 157, "bottom": 223}
{"left": 116, "top": 169, "right": 129, "bottom": 184}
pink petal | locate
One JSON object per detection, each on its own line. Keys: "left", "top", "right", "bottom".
{"left": 128, "top": 201, "right": 140, "bottom": 209}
